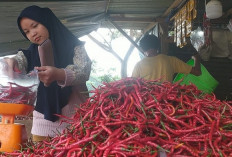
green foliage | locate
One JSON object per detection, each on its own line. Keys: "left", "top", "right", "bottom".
{"left": 86, "top": 28, "right": 142, "bottom": 91}
{"left": 107, "top": 29, "right": 122, "bottom": 41}
{"left": 87, "top": 59, "right": 120, "bottom": 91}
{"left": 98, "top": 70, "right": 120, "bottom": 83}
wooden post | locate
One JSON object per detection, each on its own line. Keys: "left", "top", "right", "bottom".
{"left": 158, "top": 19, "right": 169, "bottom": 54}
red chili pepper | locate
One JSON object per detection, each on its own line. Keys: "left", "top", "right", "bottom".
{"left": 66, "top": 147, "right": 81, "bottom": 157}
{"left": 208, "top": 121, "right": 217, "bottom": 156}
{"left": 56, "top": 134, "right": 98, "bottom": 150}
{"left": 159, "top": 108, "right": 193, "bottom": 129}
{"left": 4, "top": 77, "right": 232, "bottom": 156}
{"left": 178, "top": 144, "right": 199, "bottom": 157}
{"left": 165, "top": 124, "right": 206, "bottom": 135}
{"left": 110, "top": 150, "right": 127, "bottom": 157}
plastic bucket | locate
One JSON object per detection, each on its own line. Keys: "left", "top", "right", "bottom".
{"left": 173, "top": 59, "right": 219, "bottom": 93}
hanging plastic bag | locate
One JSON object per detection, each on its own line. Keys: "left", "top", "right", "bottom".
{"left": 190, "top": 26, "right": 205, "bottom": 52}
{"left": 227, "top": 19, "right": 232, "bottom": 32}
{"left": 0, "top": 59, "right": 39, "bottom": 106}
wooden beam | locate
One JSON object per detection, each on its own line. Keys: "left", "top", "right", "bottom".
{"left": 87, "top": 34, "right": 123, "bottom": 63}
{"left": 142, "top": 22, "right": 158, "bottom": 34}
{"left": 162, "top": 0, "right": 184, "bottom": 17}
{"left": 142, "top": 0, "right": 185, "bottom": 34}
{"left": 107, "top": 17, "right": 143, "bottom": 53}
{"left": 110, "top": 16, "right": 155, "bottom": 23}
{"left": 142, "top": 17, "right": 164, "bottom": 34}
{"left": 159, "top": 22, "right": 169, "bottom": 54}
{"left": 105, "top": 0, "right": 111, "bottom": 13}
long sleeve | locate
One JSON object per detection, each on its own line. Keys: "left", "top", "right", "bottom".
{"left": 57, "top": 44, "right": 92, "bottom": 87}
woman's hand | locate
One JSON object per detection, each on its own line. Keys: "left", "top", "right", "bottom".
{"left": 35, "top": 66, "right": 65, "bottom": 87}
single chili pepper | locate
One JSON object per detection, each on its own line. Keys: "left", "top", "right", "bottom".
{"left": 113, "top": 95, "right": 130, "bottom": 112}
{"left": 125, "top": 95, "right": 134, "bottom": 117}
{"left": 220, "top": 130, "right": 232, "bottom": 137}
{"left": 159, "top": 108, "right": 193, "bottom": 129}
{"left": 53, "top": 137, "right": 72, "bottom": 147}
{"left": 214, "top": 112, "right": 221, "bottom": 130}
{"left": 201, "top": 109, "right": 213, "bottom": 122}
{"left": 100, "top": 122, "right": 112, "bottom": 135}
{"left": 147, "top": 141, "right": 170, "bottom": 153}
{"left": 66, "top": 147, "right": 81, "bottom": 157}
{"left": 136, "top": 135, "right": 159, "bottom": 143}
{"left": 131, "top": 92, "right": 143, "bottom": 110}
{"left": 180, "top": 138, "right": 205, "bottom": 142}
{"left": 178, "top": 144, "right": 199, "bottom": 157}
{"left": 90, "top": 128, "right": 104, "bottom": 137}
{"left": 147, "top": 125, "right": 171, "bottom": 140}
{"left": 174, "top": 143, "right": 184, "bottom": 149}
{"left": 54, "top": 150, "right": 67, "bottom": 157}
{"left": 167, "top": 103, "right": 176, "bottom": 116}
{"left": 226, "top": 141, "right": 232, "bottom": 147}
{"left": 110, "top": 150, "right": 127, "bottom": 157}
{"left": 96, "top": 138, "right": 116, "bottom": 151}
{"left": 133, "top": 84, "right": 143, "bottom": 102}
{"left": 105, "top": 120, "right": 140, "bottom": 126}
{"left": 119, "top": 148, "right": 141, "bottom": 156}
{"left": 214, "top": 132, "right": 225, "bottom": 157}
{"left": 208, "top": 120, "right": 217, "bottom": 156}
{"left": 115, "top": 133, "right": 140, "bottom": 145}
{"left": 56, "top": 134, "right": 98, "bottom": 150}
{"left": 105, "top": 125, "right": 124, "bottom": 141}
{"left": 165, "top": 124, "right": 206, "bottom": 135}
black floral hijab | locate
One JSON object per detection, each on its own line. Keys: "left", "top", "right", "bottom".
{"left": 17, "top": 5, "right": 83, "bottom": 122}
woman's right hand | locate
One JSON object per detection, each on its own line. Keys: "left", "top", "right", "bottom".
{"left": 3, "top": 57, "right": 20, "bottom": 78}
{"left": 35, "top": 66, "right": 65, "bottom": 87}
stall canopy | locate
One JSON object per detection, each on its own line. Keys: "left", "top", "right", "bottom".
{"left": 0, "top": 0, "right": 232, "bottom": 56}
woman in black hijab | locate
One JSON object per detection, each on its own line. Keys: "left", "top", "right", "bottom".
{"left": 5, "top": 5, "right": 92, "bottom": 142}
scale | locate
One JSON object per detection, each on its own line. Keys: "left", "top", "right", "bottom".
{"left": 0, "top": 102, "right": 33, "bottom": 152}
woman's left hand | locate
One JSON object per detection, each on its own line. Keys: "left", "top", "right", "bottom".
{"left": 35, "top": 66, "right": 65, "bottom": 87}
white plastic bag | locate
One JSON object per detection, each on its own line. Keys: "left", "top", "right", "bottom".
{"left": 190, "top": 27, "right": 205, "bottom": 52}
{"left": 227, "top": 19, "right": 232, "bottom": 32}
{"left": 0, "top": 59, "right": 39, "bottom": 105}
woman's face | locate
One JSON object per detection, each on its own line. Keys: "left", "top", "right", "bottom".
{"left": 20, "top": 17, "right": 49, "bottom": 45}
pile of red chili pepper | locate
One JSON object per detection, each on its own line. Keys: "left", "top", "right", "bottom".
{"left": 0, "top": 82, "right": 37, "bottom": 105}
{"left": 3, "top": 77, "right": 232, "bottom": 157}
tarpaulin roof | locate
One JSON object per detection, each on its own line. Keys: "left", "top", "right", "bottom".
{"left": 0, "top": 0, "right": 232, "bottom": 56}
